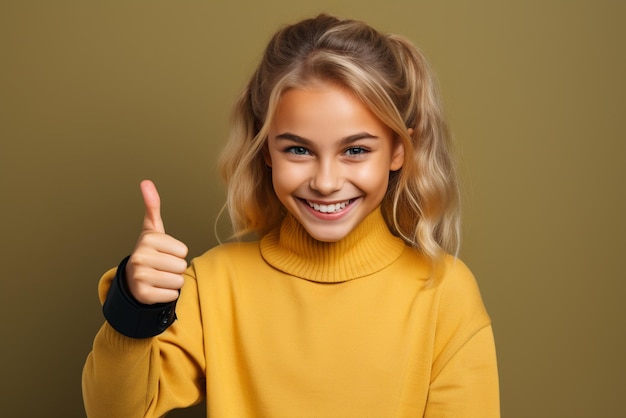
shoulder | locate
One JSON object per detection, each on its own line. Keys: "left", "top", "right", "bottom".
{"left": 194, "top": 240, "right": 261, "bottom": 263}
{"left": 395, "top": 249, "right": 483, "bottom": 294}
{"left": 439, "top": 256, "right": 485, "bottom": 305}
{"left": 426, "top": 256, "right": 498, "bottom": 382}
{"left": 182, "top": 241, "right": 276, "bottom": 309}
{"left": 186, "top": 241, "right": 264, "bottom": 279}
{"left": 435, "top": 255, "right": 490, "bottom": 322}
{"left": 390, "top": 249, "right": 489, "bottom": 323}
{"left": 430, "top": 255, "right": 493, "bottom": 371}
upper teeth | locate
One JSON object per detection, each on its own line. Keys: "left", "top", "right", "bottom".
{"left": 307, "top": 200, "right": 350, "bottom": 213}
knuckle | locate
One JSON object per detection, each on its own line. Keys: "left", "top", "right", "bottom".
{"left": 142, "top": 232, "right": 159, "bottom": 246}
{"left": 131, "top": 269, "right": 147, "bottom": 282}
{"left": 141, "top": 231, "right": 163, "bottom": 247}
{"left": 129, "top": 251, "right": 149, "bottom": 267}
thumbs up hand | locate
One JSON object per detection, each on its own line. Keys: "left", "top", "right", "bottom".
{"left": 125, "top": 180, "right": 189, "bottom": 305}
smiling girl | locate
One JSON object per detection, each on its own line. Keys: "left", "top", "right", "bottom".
{"left": 83, "top": 14, "right": 499, "bottom": 417}
{"left": 265, "top": 85, "right": 405, "bottom": 243}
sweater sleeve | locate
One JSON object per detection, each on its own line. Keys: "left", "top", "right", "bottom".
{"left": 424, "top": 325, "right": 500, "bottom": 417}
{"left": 82, "top": 262, "right": 206, "bottom": 418}
{"left": 424, "top": 259, "right": 500, "bottom": 417}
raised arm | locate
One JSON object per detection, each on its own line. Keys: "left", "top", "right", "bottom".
{"left": 82, "top": 180, "right": 205, "bottom": 417}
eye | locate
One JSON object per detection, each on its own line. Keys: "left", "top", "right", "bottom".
{"left": 345, "top": 146, "right": 369, "bottom": 156}
{"left": 285, "top": 146, "right": 310, "bottom": 155}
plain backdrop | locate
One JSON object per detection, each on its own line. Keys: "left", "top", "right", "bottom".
{"left": 1, "top": 1, "right": 624, "bottom": 417}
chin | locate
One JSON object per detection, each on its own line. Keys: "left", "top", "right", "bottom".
{"left": 301, "top": 223, "right": 354, "bottom": 243}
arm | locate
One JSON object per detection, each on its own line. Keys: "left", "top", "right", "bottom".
{"left": 82, "top": 181, "right": 205, "bottom": 417}
{"left": 424, "top": 324, "right": 500, "bottom": 417}
{"left": 424, "top": 259, "right": 500, "bottom": 417}
{"left": 82, "top": 265, "right": 206, "bottom": 418}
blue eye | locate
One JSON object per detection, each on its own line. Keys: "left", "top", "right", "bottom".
{"left": 345, "top": 147, "right": 368, "bottom": 156}
{"left": 287, "top": 146, "right": 310, "bottom": 155}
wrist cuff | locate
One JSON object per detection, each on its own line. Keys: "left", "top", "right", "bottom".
{"left": 102, "top": 256, "right": 178, "bottom": 338}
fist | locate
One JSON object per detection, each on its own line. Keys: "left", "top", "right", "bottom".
{"left": 125, "top": 180, "right": 189, "bottom": 304}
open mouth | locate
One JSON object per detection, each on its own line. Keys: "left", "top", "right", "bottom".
{"left": 305, "top": 199, "right": 355, "bottom": 214}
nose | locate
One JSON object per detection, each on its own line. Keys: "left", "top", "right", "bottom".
{"left": 310, "top": 158, "right": 342, "bottom": 195}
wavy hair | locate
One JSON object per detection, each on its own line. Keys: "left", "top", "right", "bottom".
{"left": 219, "top": 14, "right": 461, "bottom": 268}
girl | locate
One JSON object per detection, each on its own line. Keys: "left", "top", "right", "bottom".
{"left": 83, "top": 14, "right": 499, "bottom": 417}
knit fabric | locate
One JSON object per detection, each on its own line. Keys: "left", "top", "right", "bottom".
{"left": 83, "top": 208, "right": 500, "bottom": 417}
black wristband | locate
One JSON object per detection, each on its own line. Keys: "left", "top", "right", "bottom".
{"left": 102, "top": 256, "right": 178, "bottom": 338}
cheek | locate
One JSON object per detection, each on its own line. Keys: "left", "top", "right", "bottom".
{"left": 271, "top": 162, "right": 304, "bottom": 191}
{"left": 353, "top": 160, "right": 391, "bottom": 191}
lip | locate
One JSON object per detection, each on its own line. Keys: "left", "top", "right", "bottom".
{"left": 298, "top": 197, "right": 359, "bottom": 220}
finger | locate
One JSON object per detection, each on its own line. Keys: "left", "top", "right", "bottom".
{"left": 140, "top": 179, "right": 165, "bottom": 233}
{"left": 133, "top": 269, "right": 185, "bottom": 291}
{"left": 145, "top": 288, "right": 180, "bottom": 304}
{"left": 131, "top": 283, "right": 181, "bottom": 305}
{"left": 138, "top": 232, "right": 189, "bottom": 259}
{"left": 130, "top": 248, "right": 188, "bottom": 274}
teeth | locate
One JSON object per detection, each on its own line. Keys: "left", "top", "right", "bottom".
{"left": 307, "top": 200, "right": 350, "bottom": 213}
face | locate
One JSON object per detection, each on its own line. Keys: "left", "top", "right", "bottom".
{"left": 265, "top": 83, "right": 405, "bottom": 242}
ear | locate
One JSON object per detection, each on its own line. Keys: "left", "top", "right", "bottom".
{"left": 390, "top": 129, "right": 411, "bottom": 171}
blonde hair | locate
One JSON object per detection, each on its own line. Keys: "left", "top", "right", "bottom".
{"left": 219, "top": 14, "right": 460, "bottom": 267}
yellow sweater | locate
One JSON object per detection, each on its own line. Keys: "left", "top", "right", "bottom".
{"left": 82, "top": 209, "right": 499, "bottom": 417}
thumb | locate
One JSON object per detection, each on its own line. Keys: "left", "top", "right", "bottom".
{"left": 140, "top": 179, "right": 165, "bottom": 233}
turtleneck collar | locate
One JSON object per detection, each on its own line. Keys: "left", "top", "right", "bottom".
{"left": 260, "top": 208, "right": 406, "bottom": 283}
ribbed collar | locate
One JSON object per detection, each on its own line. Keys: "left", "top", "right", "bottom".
{"left": 260, "top": 208, "right": 406, "bottom": 283}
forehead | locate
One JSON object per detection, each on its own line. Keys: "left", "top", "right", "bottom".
{"left": 270, "top": 83, "right": 388, "bottom": 136}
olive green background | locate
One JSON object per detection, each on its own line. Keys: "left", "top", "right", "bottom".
{"left": 1, "top": 1, "right": 624, "bottom": 417}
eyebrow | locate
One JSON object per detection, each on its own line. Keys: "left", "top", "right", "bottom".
{"left": 274, "top": 132, "right": 379, "bottom": 145}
